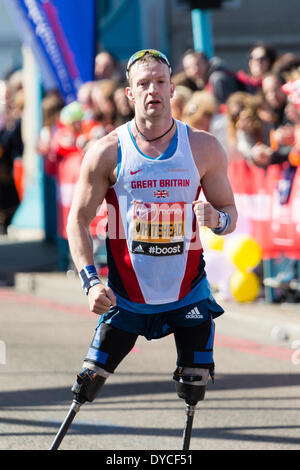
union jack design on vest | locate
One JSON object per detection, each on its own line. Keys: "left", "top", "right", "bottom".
{"left": 154, "top": 190, "right": 169, "bottom": 198}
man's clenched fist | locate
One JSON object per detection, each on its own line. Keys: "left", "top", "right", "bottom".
{"left": 193, "top": 200, "right": 219, "bottom": 229}
{"left": 88, "top": 282, "right": 116, "bottom": 315}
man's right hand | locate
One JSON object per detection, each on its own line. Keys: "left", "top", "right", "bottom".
{"left": 87, "top": 283, "right": 116, "bottom": 315}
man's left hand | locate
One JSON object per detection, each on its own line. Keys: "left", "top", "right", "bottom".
{"left": 193, "top": 200, "right": 219, "bottom": 230}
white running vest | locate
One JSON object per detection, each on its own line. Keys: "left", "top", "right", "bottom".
{"left": 105, "top": 119, "right": 205, "bottom": 305}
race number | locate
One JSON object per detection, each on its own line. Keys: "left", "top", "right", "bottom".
{"left": 132, "top": 201, "right": 185, "bottom": 256}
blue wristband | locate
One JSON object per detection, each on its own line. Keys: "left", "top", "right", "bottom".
{"left": 79, "top": 265, "right": 101, "bottom": 295}
{"left": 212, "top": 211, "right": 231, "bottom": 235}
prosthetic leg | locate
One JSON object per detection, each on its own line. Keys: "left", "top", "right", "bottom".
{"left": 49, "top": 322, "right": 138, "bottom": 450}
{"left": 174, "top": 367, "right": 212, "bottom": 450}
{"left": 49, "top": 369, "right": 106, "bottom": 450}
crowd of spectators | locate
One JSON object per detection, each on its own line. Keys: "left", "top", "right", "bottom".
{"left": 34, "top": 44, "right": 300, "bottom": 189}
{"left": 172, "top": 43, "right": 300, "bottom": 173}
{"left": 37, "top": 52, "right": 135, "bottom": 180}
{"left": 1, "top": 45, "right": 300, "bottom": 294}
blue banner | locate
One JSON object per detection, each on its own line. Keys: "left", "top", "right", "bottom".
{"left": 4, "top": 0, "right": 97, "bottom": 103}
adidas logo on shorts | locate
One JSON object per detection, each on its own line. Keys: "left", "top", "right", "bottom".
{"left": 185, "top": 306, "right": 204, "bottom": 319}
{"left": 134, "top": 244, "right": 144, "bottom": 253}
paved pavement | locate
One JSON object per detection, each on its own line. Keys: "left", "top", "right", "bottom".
{"left": 1, "top": 271, "right": 300, "bottom": 451}
{"left": 13, "top": 271, "right": 300, "bottom": 338}
{"left": 0, "top": 236, "right": 59, "bottom": 275}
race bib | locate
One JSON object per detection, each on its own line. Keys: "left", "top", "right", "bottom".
{"left": 132, "top": 201, "right": 185, "bottom": 256}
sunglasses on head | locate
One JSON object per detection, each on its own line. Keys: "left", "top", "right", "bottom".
{"left": 126, "top": 49, "right": 172, "bottom": 79}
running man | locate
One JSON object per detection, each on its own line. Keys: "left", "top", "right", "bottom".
{"left": 66, "top": 50, "right": 237, "bottom": 408}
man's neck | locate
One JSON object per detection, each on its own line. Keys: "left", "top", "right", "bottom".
{"left": 134, "top": 115, "right": 175, "bottom": 142}
{"left": 130, "top": 116, "right": 177, "bottom": 158}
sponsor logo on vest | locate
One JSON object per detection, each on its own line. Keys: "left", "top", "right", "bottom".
{"left": 185, "top": 306, "right": 204, "bottom": 319}
{"left": 130, "top": 169, "right": 144, "bottom": 175}
{"left": 131, "top": 241, "right": 184, "bottom": 256}
{"left": 148, "top": 244, "right": 181, "bottom": 255}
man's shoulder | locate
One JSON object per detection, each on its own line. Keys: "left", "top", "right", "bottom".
{"left": 95, "top": 129, "right": 119, "bottom": 152}
{"left": 188, "top": 126, "right": 219, "bottom": 146}
{"left": 82, "top": 129, "right": 119, "bottom": 175}
{"left": 87, "top": 129, "right": 118, "bottom": 159}
{"left": 187, "top": 127, "right": 227, "bottom": 170}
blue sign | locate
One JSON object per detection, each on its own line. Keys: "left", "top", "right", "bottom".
{"left": 4, "top": 0, "right": 97, "bottom": 103}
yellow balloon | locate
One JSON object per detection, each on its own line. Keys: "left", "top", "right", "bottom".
{"left": 203, "top": 228, "right": 224, "bottom": 251}
{"left": 229, "top": 270, "right": 260, "bottom": 303}
{"left": 224, "top": 235, "right": 262, "bottom": 271}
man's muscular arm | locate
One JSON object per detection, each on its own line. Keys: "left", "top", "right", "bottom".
{"left": 190, "top": 129, "right": 238, "bottom": 235}
{"left": 66, "top": 132, "right": 118, "bottom": 314}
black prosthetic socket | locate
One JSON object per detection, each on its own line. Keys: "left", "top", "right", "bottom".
{"left": 71, "top": 369, "right": 106, "bottom": 403}
{"left": 173, "top": 368, "right": 206, "bottom": 405}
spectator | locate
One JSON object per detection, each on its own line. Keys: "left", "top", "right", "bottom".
{"left": 90, "top": 79, "right": 117, "bottom": 133}
{"left": 74, "top": 80, "right": 118, "bottom": 153}
{"left": 0, "top": 73, "right": 24, "bottom": 233}
{"left": 271, "top": 53, "right": 300, "bottom": 78}
{"left": 113, "top": 83, "right": 134, "bottom": 126}
{"left": 173, "top": 49, "right": 244, "bottom": 105}
{"left": 182, "top": 90, "right": 217, "bottom": 132}
{"left": 38, "top": 90, "right": 65, "bottom": 176}
{"left": 249, "top": 43, "right": 276, "bottom": 79}
{"left": 270, "top": 77, "right": 300, "bottom": 287}
{"left": 260, "top": 72, "right": 288, "bottom": 128}
{"left": 277, "top": 77, "right": 300, "bottom": 168}
{"left": 0, "top": 81, "right": 5, "bottom": 132}
{"left": 251, "top": 75, "right": 298, "bottom": 168}
{"left": 77, "top": 81, "right": 95, "bottom": 120}
{"left": 237, "top": 42, "right": 277, "bottom": 93}
{"left": 4, "top": 69, "right": 24, "bottom": 127}
{"left": 51, "top": 101, "right": 85, "bottom": 160}
{"left": 94, "top": 51, "right": 120, "bottom": 81}
{"left": 171, "top": 85, "right": 193, "bottom": 120}
{"left": 37, "top": 90, "right": 65, "bottom": 241}
{"left": 255, "top": 76, "right": 300, "bottom": 290}
{"left": 226, "top": 91, "right": 269, "bottom": 164}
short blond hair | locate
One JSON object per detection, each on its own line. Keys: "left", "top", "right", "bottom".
{"left": 128, "top": 54, "right": 171, "bottom": 86}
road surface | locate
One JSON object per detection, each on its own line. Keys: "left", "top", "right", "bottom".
{"left": 0, "top": 273, "right": 300, "bottom": 451}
